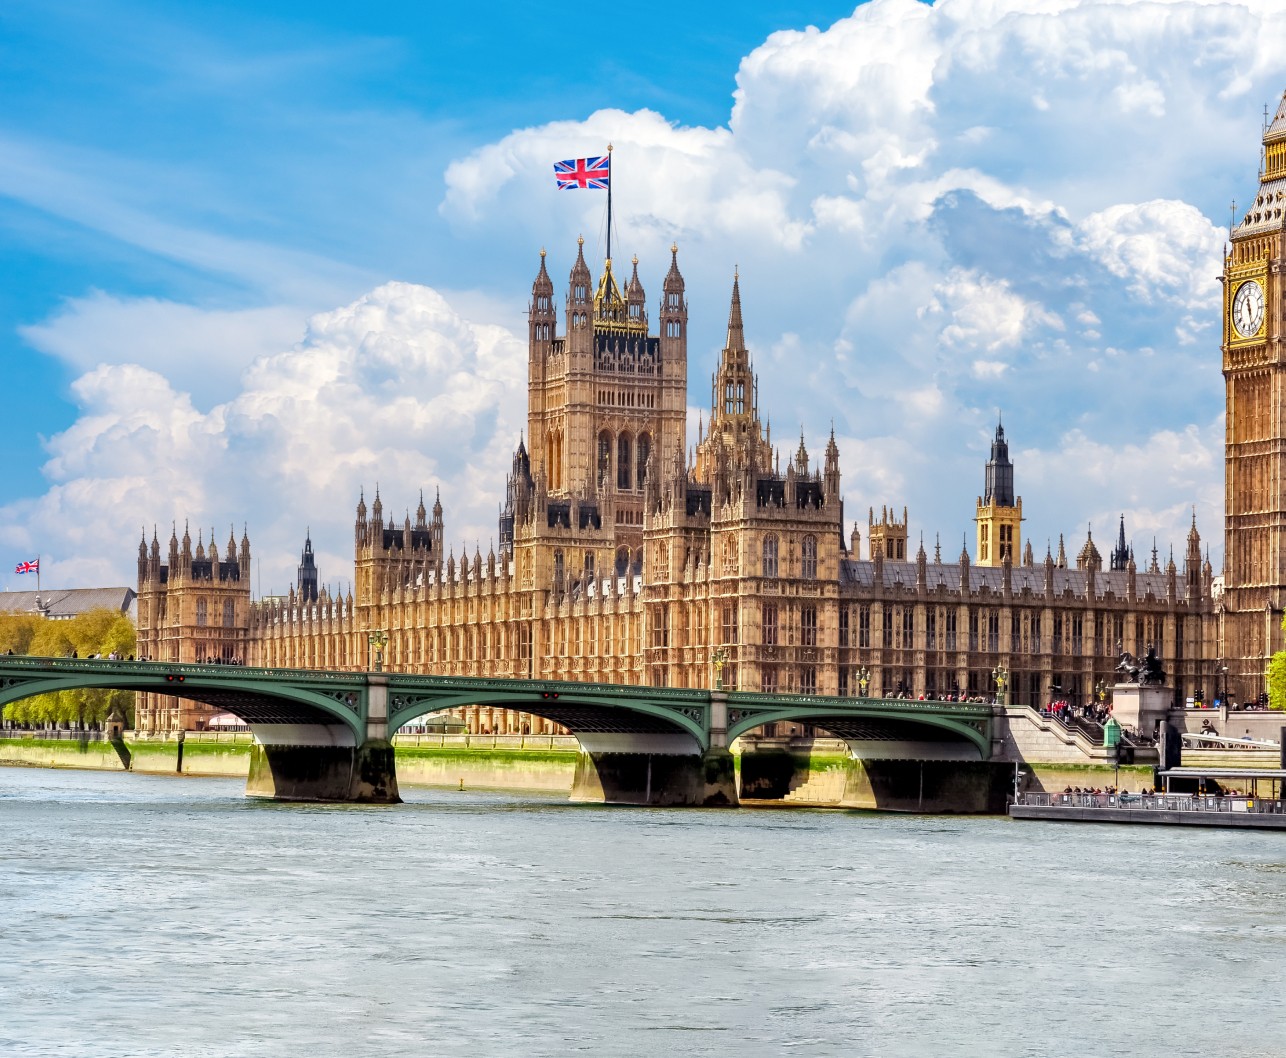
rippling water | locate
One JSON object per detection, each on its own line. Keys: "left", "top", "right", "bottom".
{"left": 2, "top": 768, "right": 1285, "bottom": 1057}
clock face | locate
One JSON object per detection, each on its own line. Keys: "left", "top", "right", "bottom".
{"left": 1233, "top": 280, "right": 1265, "bottom": 339}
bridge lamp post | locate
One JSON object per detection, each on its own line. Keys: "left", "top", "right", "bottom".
{"left": 857, "top": 666, "right": 870, "bottom": 699}
{"left": 368, "top": 630, "right": 389, "bottom": 673}
{"left": 711, "top": 646, "right": 728, "bottom": 691}
{"left": 991, "top": 664, "right": 1009, "bottom": 707}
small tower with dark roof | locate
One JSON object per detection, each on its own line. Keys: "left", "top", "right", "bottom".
{"left": 975, "top": 420, "right": 1023, "bottom": 567}
{"left": 297, "top": 530, "right": 318, "bottom": 603}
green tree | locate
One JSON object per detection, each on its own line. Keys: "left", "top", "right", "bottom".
{"left": 1267, "top": 650, "right": 1286, "bottom": 711}
{"left": 0, "top": 613, "right": 41, "bottom": 655}
{"left": 2, "top": 607, "right": 137, "bottom": 727}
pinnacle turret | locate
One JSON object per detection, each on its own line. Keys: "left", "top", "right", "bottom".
{"left": 569, "top": 235, "right": 591, "bottom": 305}
{"left": 662, "top": 242, "right": 684, "bottom": 294}
{"left": 1110, "top": 513, "right": 1129, "bottom": 571}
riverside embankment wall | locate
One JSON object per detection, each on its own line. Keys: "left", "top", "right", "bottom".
{"left": 0, "top": 734, "right": 582, "bottom": 791}
{"left": 736, "top": 738, "right": 1158, "bottom": 811}
{"left": 0, "top": 734, "right": 1176, "bottom": 806}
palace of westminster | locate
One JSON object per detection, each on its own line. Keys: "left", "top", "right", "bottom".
{"left": 132, "top": 99, "right": 1286, "bottom": 734}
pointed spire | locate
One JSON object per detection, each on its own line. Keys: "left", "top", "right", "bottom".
{"left": 1056, "top": 533, "right": 1067, "bottom": 568}
{"left": 663, "top": 241, "right": 683, "bottom": 292}
{"left": 725, "top": 270, "right": 745, "bottom": 353}
{"left": 934, "top": 532, "right": 941, "bottom": 563}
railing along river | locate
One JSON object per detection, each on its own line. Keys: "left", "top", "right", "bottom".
{"left": 1018, "top": 791, "right": 1285, "bottom": 814}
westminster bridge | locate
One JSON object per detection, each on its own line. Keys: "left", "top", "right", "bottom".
{"left": 0, "top": 657, "right": 999, "bottom": 804}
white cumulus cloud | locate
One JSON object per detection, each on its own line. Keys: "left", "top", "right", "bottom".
{"left": 2, "top": 284, "right": 526, "bottom": 592}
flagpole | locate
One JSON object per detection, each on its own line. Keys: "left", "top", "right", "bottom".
{"left": 36, "top": 554, "right": 40, "bottom": 594}
{"left": 606, "top": 143, "right": 613, "bottom": 263}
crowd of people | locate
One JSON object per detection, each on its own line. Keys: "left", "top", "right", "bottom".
{"left": 881, "top": 690, "right": 998, "bottom": 704}
{"left": 3, "top": 649, "right": 250, "bottom": 666}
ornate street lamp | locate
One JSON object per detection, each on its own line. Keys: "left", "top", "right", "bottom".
{"left": 992, "top": 663, "right": 1009, "bottom": 706}
{"left": 711, "top": 646, "right": 728, "bottom": 691}
{"left": 858, "top": 666, "right": 871, "bottom": 698}
{"left": 368, "top": 630, "right": 389, "bottom": 673}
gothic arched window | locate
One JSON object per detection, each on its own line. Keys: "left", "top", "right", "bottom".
{"left": 223, "top": 599, "right": 234, "bottom": 627}
{"left": 801, "top": 535, "right": 817, "bottom": 580}
{"left": 196, "top": 598, "right": 208, "bottom": 627}
{"left": 617, "top": 433, "right": 632, "bottom": 490}
{"left": 637, "top": 433, "right": 651, "bottom": 489}
{"left": 762, "top": 535, "right": 779, "bottom": 579}
{"left": 597, "top": 431, "right": 612, "bottom": 489}
{"left": 554, "top": 549, "right": 564, "bottom": 590}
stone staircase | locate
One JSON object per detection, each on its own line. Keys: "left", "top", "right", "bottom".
{"left": 782, "top": 767, "right": 848, "bottom": 805}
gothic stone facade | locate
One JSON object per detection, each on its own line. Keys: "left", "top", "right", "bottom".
{"left": 153, "top": 240, "right": 1220, "bottom": 734}
{"left": 135, "top": 525, "right": 252, "bottom": 732}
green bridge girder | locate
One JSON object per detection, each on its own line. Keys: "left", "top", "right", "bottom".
{"left": 0, "top": 656, "right": 371, "bottom": 740}
{"left": 0, "top": 657, "right": 995, "bottom": 758}
{"left": 722, "top": 692, "right": 994, "bottom": 757}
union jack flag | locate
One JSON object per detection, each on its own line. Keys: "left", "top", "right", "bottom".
{"left": 554, "top": 156, "right": 610, "bottom": 190}
{"left": 15, "top": 559, "right": 38, "bottom": 574}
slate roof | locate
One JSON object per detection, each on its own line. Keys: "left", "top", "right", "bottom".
{"left": 0, "top": 587, "right": 137, "bottom": 621}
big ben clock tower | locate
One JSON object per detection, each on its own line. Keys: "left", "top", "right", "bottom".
{"left": 1222, "top": 92, "right": 1286, "bottom": 702}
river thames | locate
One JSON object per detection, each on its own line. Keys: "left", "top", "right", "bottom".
{"left": 2, "top": 769, "right": 1284, "bottom": 1057}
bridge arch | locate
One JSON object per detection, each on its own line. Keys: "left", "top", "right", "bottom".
{"left": 387, "top": 682, "right": 708, "bottom": 752}
{"left": 0, "top": 659, "right": 368, "bottom": 743}
{"left": 726, "top": 700, "right": 991, "bottom": 759}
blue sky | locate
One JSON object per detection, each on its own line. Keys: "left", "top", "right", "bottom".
{"left": 1, "top": 0, "right": 1281, "bottom": 591}
{"left": 3, "top": 0, "right": 845, "bottom": 475}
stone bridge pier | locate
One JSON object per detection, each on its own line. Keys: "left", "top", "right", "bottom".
{"left": 246, "top": 675, "right": 400, "bottom": 804}
{"left": 389, "top": 686, "right": 739, "bottom": 808}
